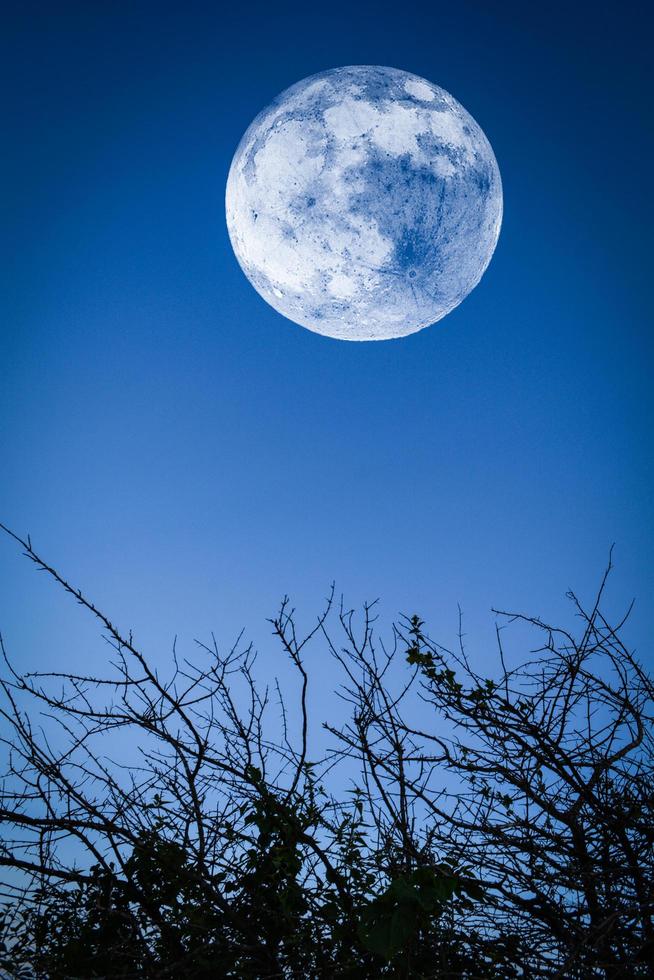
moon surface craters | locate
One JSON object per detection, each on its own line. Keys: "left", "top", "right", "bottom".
{"left": 226, "top": 66, "right": 503, "bottom": 341}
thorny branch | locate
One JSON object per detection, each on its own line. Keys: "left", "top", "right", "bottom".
{"left": 0, "top": 525, "right": 651, "bottom": 978}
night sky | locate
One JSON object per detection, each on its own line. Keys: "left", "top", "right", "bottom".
{"left": 1, "top": 1, "right": 651, "bottom": 694}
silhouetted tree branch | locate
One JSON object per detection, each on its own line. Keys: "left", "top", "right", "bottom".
{"left": 0, "top": 525, "right": 651, "bottom": 978}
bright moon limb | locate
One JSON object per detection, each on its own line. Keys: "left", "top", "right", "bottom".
{"left": 225, "top": 66, "right": 503, "bottom": 341}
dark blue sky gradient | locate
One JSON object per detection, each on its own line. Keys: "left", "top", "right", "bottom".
{"left": 1, "top": 1, "right": 651, "bottom": 686}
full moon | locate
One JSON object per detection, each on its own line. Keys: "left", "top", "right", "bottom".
{"left": 226, "top": 66, "right": 502, "bottom": 341}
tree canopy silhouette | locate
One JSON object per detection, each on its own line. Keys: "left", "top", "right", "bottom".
{"left": 0, "top": 527, "right": 652, "bottom": 978}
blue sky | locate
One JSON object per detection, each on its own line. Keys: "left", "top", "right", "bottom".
{"left": 1, "top": 0, "right": 651, "bottom": 694}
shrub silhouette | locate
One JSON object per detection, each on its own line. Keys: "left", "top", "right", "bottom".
{"left": 1, "top": 528, "right": 652, "bottom": 977}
